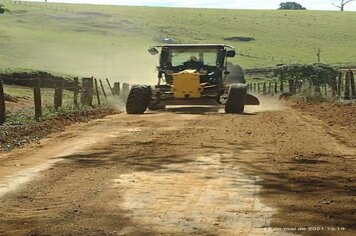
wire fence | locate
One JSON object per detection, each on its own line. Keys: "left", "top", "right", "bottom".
{"left": 1, "top": 0, "right": 77, "bottom": 13}
{"left": 0, "top": 76, "right": 131, "bottom": 125}
{"left": 238, "top": 50, "right": 356, "bottom": 69}
{"left": 247, "top": 70, "right": 356, "bottom": 101}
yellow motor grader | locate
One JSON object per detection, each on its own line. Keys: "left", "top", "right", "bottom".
{"left": 126, "top": 44, "right": 259, "bottom": 114}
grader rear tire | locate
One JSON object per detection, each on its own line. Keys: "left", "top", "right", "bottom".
{"left": 126, "top": 85, "right": 151, "bottom": 114}
{"left": 225, "top": 83, "right": 247, "bottom": 114}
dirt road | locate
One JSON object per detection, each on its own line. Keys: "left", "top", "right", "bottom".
{"left": 0, "top": 100, "right": 355, "bottom": 235}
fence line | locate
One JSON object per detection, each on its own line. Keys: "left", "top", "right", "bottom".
{"left": 0, "top": 79, "right": 5, "bottom": 125}
{"left": 0, "top": 76, "right": 131, "bottom": 125}
{"left": 247, "top": 70, "right": 356, "bottom": 100}
{"left": 1, "top": 0, "right": 77, "bottom": 13}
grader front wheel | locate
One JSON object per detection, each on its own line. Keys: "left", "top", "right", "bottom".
{"left": 126, "top": 85, "right": 151, "bottom": 114}
{"left": 225, "top": 83, "right": 247, "bottom": 114}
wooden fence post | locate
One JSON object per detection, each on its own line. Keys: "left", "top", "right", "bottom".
{"left": 350, "top": 71, "right": 355, "bottom": 99}
{"left": 331, "top": 76, "right": 337, "bottom": 98}
{"left": 73, "top": 77, "right": 79, "bottom": 107}
{"left": 308, "top": 80, "right": 313, "bottom": 96}
{"left": 81, "top": 77, "right": 94, "bottom": 106}
{"left": 274, "top": 81, "right": 278, "bottom": 93}
{"left": 257, "top": 83, "right": 261, "bottom": 93}
{"left": 337, "top": 75, "right": 342, "bottom": 98}
{"left": 122, "top": 83, "right": 130, "bottom": 94}
{"left": 106, "top": 78, "right": 114, "bottom": 96}
{"left": 324, "top": 84, "right": 328, "bottom": 96}
{"left": 54, "top": 80, "right": 63, "bottom": 110}
{"left": 297, "top": 81, "right": 303, "bottom": 93}
{"left": 288, "top": 79, "right": 293, "bottom": 94}
{"left": 268, "top": 82, "right": 272, "bottom": 94}
{"left": 99, "top": 79, "right": 107, "bottom": 100}
{"left": 0, "top": 79, "right": 5, "bottom": 125}
{"left": 345, "top": 71, "right": 351, "bottom": 100}
{"left": 122, "top": 83, "right": 130, "bottom": 103}
{"left": 314, "top": 83, "right": 321, "bottom": 95}
{"left": 113, "top": 82, "right": 121, "bottom": 96}
{"left": 262, "top": 82, "right": 266, "bottom": 93}
{"left": 253, "top": 83, "right": 256, "bottom": 93}
{"left": 280, "top": 80, "right": 284, "bottom": 92}
{"left": 94, "top": 78, "right": 101, "bottom": 106}
{"left": 33, "top": 78, "right": 42, "bottom": 121}
{"left": 80, "top": 78, "right": 85, "bottom": 104}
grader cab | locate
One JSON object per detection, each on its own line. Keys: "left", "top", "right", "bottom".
{"left": 126, "top": 44, "right": 259, "bottom": 114}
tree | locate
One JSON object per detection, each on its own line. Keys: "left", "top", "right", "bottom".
{"left": 0, "top": 5, "right": 10, "bottom": 14}
{"left": 333, "top": 0, "right": 355, "bottom": 11}
{"left": 278, "top": 2, "right": 306, "bottom": 10}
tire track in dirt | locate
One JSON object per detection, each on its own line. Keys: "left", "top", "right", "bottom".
{"left": 114, "top": 153, "right": 291, "bottom": 235}
{"left": 0, "top": 103, "right": 355, "bottom": 235}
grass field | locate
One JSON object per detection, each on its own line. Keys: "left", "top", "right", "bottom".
{"left": 0, "top": 0, "right": 356, "bottom": 84}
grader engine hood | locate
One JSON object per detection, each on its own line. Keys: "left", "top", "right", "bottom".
{"left": 172, "top": 70, "right": 202, "bottom": 98}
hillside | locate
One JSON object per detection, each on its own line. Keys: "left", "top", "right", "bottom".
{"left": 0, "top": 0, "right": 355, "bottom": 83}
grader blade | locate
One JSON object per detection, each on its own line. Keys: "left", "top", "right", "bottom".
{"left": 245, "top": 94, "right": 260, "bottom": 105}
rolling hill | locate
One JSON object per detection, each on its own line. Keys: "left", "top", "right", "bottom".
{"left": 0, "top": 0, "right": 355, "bottom": 83}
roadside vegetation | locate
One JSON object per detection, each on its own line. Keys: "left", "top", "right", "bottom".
{"left": 0, "top": 81, "right": 117, "bottom": 151}
{"left": 3, "top": 84, "right": 78, "bottom": 125}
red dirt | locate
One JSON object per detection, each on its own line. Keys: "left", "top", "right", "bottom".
{"left": 0, "top": 100, "right": 355, "bottom": 235}
{"left": 0, "top": 108, "right": 118, "bottom": 151}
{"left": 292, "top": 101, "right": 356, "bottom": 147}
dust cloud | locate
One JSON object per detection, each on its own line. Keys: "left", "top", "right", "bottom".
{"left": 19, "top": 40, "right": 159, "bottom": 86}
{"left": 107, "top": 94, "right": 127, "bottom": 112}
{"left": 245, "top": 95, "right": 287, "bottom": 113}
{"left": 96, "top": 49, "right": 158, "bottom": 85}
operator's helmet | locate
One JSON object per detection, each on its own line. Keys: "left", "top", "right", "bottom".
{"left": 190, "top": 55, "right": 198, "bottom": 61}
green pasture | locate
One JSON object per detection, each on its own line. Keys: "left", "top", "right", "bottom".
{"left": 0, "top": 0, "right": 355, "bottom": 84}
